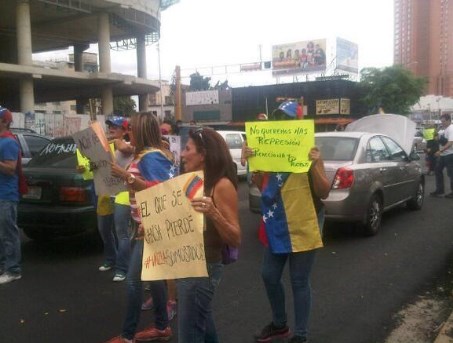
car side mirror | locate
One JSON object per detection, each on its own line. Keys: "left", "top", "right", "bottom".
{"left": 409, "top": 151, "right": 420, "bottom": 160}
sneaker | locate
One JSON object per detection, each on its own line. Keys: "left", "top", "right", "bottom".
{"left": 104, "top": 335, "right": 134, "bottom": 343}
{"left": 99, "top": 264, "right": 113, "bottom": 272}
{"left": 113, "top": 273, "right": 126, "bottom": 282}
{"left": 135, "top": 326, "right": 172, "bottom": 342}
{"left": 0, "top": 273, "right": 22, "bottom": 285}
{"left": 430, "top": 191, "right": 444, "bottom": 197}
{"left": 141, "top": 296, "right": 154, "bottom": 311}
{"left": 254, "top": 322, "right": 291, "bottom": 342}
{"left": 167, "top": 300, "right": 177, "bottom": 321}
{"left": 445, "top": 193, "right": 453, "bottom": 199}
{"left": 288, "top": 335, "right": 307, "bottom": 343}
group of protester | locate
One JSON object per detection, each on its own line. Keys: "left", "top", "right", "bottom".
{"left": 0, "top": 102, "right": 334, "bottom": 343}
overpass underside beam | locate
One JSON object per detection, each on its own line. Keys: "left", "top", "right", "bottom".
{"left": 37, "top": 0, "right": 92, "bottom": 14}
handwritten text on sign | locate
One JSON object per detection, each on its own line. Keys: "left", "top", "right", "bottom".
{"left": 246, "top": 120, "right": 314, "bottom": 173}
{"left": 72, "top": 124, "right": 125, "bottom": 196}
{"left": 135, "top": 171, "right": 207, "bottom": 281}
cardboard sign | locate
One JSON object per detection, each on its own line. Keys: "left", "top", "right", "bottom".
{"left": 135, "top": 171, "right": 208, "bottom": 281}
{"left": 245, "top": 120, "right": 314, "bottom": 173}
{"left": 72, "top": 124, "right": 125, "bottom": 196}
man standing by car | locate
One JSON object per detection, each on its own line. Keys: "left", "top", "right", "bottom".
{"left": 0, "top": 107, "right": 22, "bottom": 284}
{"left": 431, "top": 113, "right": 453, "bottom": 198}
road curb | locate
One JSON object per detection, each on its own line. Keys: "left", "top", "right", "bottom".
{"left": 435, "top": 311, "right": 453, "bottom": 343}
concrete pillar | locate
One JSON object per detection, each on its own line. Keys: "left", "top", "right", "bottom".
{"left": 98, "top": 13, "right": 111, "bottom": 73}
{"left": 17, "top": 0, "right": 35, "bottom": 113}
{"left": 102, "top": 86, "right": 114, "bottom": 116}
{"left": 17, "top": 0, "right": 33, "bottom": 66}
{"left": 74, "top": 44, "right": 89, "bottom": 114}
{"left": 98, "top": 12, "right": 113, "bottom": 115}
{"left": 74, "top": 43, "right": 89, "bottom": 72}
{"left": 20, "top": 79, "right": 34, "bottom": 114}
{"left": 136, "top": 34, "right": 148, "bottom": 111}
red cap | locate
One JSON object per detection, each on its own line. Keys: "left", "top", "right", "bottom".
{"left": 0, "top": 108, "right": 13, "bottom": 124}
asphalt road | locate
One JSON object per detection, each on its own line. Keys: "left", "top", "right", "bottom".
{"left": 0, "top": 174, "right": 452, "bottom": 343}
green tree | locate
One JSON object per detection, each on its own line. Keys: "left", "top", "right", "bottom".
{"left": 189, "top": 71, "right": 211, "bottom": 91}
{"left": 359, "top": 65, "right": 426, "bottom": 115}
{"left": 113, "top": 96, "right": 136, "bottom": 116}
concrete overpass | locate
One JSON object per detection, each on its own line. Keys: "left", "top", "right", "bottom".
{"left": 0, "top": 0, "right": 177, "bottom": 114}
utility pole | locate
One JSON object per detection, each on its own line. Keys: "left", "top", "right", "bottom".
{"left": 175, "top": 65, "right": 182, "bottom": 121}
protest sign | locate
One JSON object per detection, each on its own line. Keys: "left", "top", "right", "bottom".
{"left": 135, "top": 171, "right": 207, "bottom": 281}
{"left": 72, "top": 124, "right": 125, "bottom": 195}
{"left": 245, "top": 120, "right": 314, "bottom": 173}
{"left": 164, "top": 135, "right": 181, "bottom": 168}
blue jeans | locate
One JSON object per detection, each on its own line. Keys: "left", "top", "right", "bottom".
{"left": 435, "top": 154, "right": 453, "bottom": 193}
{"left": 0, "top": 200, "right": 21, "bottom": 275}
{"left": 122, "top": 238, "right": 168, "bottom": 340}
{"left": 261, "top": 209, "right": 324, "bottom": 339}
{"left": 114, "top": 204, "right": 131, "bottom": 275}
{"left": 97, "top": 212, "right": 116, "bottom": 267}
{"left": 176, "top": 262, "right": 224, "bottom": 343}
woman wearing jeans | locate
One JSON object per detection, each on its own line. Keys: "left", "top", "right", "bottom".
{"left": 246, "top": 101, "right": 331, "bottom": 343}
{"left": 178, "top": 127, "right": 241, "bottom": 342}
{"left": 106, "top": 112, "right": 176, "bottom": 343}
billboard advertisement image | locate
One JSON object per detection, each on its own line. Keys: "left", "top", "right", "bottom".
{"left": 336, "top": 38, "right": 358, "bottom": 73}
{"left": 272, "top": 39, "right": 327, "bottom": 76}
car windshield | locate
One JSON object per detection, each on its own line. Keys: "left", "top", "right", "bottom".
{"left": 27, "top": 138, "right": 78, "bottom": 168}
{"left": 316, "top": 136, "right": 359, "bottom": 161}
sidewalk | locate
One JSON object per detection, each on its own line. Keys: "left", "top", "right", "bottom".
{"left": 435, "top": 310, "right": 453, "bottom": 343}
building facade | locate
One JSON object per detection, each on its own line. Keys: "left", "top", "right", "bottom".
{"left": 394, "top": 0, "right": 453, "bottom": 96}
{"left": 0, "top": 0, "right": 172, "bottom": 115}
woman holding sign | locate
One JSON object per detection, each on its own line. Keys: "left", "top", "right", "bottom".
{"left": 178, "top": 127, "right": 241, "bottom": 342}
{"left": 248, "top": 101, "right": 330, "bottom": 343}
{"left": 106, "top": 112, "right": 176, "bottom": 343}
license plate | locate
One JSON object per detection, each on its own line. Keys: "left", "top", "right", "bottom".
{"left": 22, "top": 186, "right": 42, "bottom": 200}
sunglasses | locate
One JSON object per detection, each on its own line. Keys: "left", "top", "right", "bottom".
{"left": 192, "top": 127, "right": 205, "bottom": 146}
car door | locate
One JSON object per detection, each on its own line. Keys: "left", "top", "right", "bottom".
{"left": 366, "top": 136, "right": 401, "bottom": 207}
{"left": 380, "top": 135, "right": 416, "bottom": 201}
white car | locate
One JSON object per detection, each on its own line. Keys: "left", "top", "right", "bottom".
{"left": 216, "top": 130, "right": 247, "bottom": 177}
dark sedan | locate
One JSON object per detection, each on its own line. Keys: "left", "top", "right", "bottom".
{"left": 18, "top": 137, "right": 97, "bottom": 241}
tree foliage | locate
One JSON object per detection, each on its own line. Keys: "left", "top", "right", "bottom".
{"left": 113, "top": 96, "right": 136, "bottom": 116}
{"left": 189, "top": 72, "right": 211, "bottom": 91}
{"left": 359, "top": 65, "right": 426, "bottom": 115}
{"left": 188, "top": 72, "right": 229, "bottom": 91}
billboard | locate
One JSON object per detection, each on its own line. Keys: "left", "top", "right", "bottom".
{"left": 272, "top": 39, "right": 327, "bottom": 76}
{"left": 316, "top": 98, "right": 351, "bottom": 115}
{"left": 336, "top": 38, "right": 358, "bottom": 73}
{"left": 185, "top": 90, "right": 219, "bottom": 106}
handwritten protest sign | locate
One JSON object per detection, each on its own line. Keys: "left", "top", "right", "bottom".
{"left": 245, "top": 120, "right": 314, "bottom": 173}
{"left": 135, "top": 171, "right": 207, "bottom": 281}
{"left": 164, "top": 135, "right": 181, "bottom": 168}
{"left": 72, "top": 124, "right": 125, "bottom": 196}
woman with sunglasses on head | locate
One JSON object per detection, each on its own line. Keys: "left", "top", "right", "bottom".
{"left": 106, "top": 112, "right": 177, "bottom": 343}
{"left": 178, "top": 127, "right": 241, "bottom": 342}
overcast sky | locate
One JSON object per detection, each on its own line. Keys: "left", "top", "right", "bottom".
{"left": 35, "top": 0, "right": 394, "bottom": 87}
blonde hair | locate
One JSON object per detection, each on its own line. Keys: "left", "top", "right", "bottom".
{"left": 130, "top": 112, "right": 162, "bottom": 154}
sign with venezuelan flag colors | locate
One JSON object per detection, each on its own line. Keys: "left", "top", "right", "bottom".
{"left": 135, "top": 171, "right": 208, "bottom": 281}
{"left": 245, "top": 120, "right": 315, "bottom": 173}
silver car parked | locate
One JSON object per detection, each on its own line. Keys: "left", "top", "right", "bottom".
{"left": 316, "top": 130, "right": 424, "bottom": 235}
{"left": 248, "top": 114, "right": 425, "bottom": 236}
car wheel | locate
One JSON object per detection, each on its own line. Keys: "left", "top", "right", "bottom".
{"left": 360, "top": 194, "right": 383, "bottom": 236}
{"left": 407, "top": 181, "right": 424, "bottom": 210}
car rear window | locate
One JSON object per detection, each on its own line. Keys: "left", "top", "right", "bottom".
{"left": 27, "top": 138, "right": 78, "bottom": 168}
{"left": 316, "top": 137, "right": 358, "bottom": 161}
{"left": 224, "top": 133, "right": 243, "bottom": 149}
